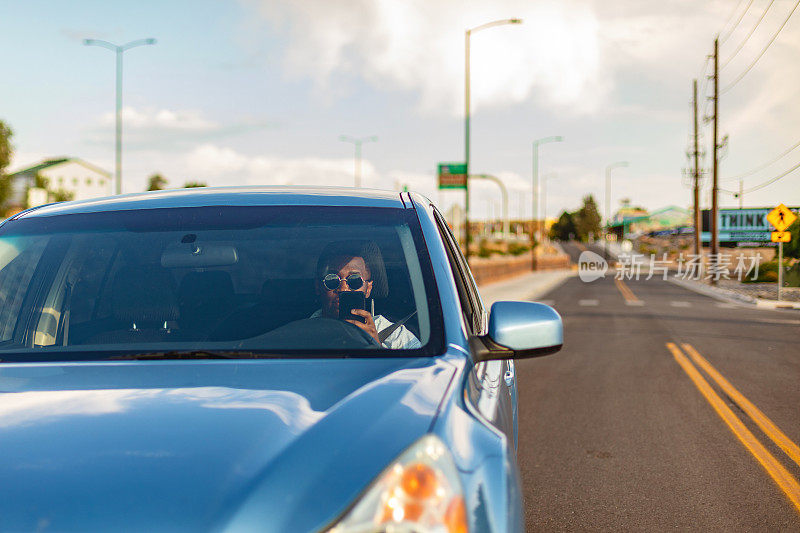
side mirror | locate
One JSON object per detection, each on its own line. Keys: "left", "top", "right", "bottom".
{"left": 471, "top": 301, "right": 563, "bottom": 362}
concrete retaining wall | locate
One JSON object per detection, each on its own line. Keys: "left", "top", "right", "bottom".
{"left": 470, "top": 253, "right": 571, "bottom": 285}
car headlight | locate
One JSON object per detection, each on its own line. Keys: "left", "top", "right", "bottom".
{"left": 329, "top": 435, "right": 468, "bottom": 533}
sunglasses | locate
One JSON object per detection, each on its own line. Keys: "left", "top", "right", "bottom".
{"left": 322, "top": 272, "right": 369, "bottom": 291}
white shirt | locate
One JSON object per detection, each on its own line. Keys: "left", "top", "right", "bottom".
{"left": 309, "top": 309, "right": 421, "bottom": 349}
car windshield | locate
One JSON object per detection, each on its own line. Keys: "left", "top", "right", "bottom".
{"left": 0, "top": 205, "right": 443, "bottom": 361}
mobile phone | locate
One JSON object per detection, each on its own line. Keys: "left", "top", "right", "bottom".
{"left": 339, "top": 292, "right": 366, "bottom": 323}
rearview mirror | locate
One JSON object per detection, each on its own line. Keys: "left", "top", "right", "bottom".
{"left": 161, "top": 243, "right": 239, "bottom": 268}
{"left": 471, "top": 301, "right": 563, "bottom": 362}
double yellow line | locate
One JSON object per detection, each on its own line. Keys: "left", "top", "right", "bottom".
{"left": 615, "top": 278, "right": 640, "bottom": 304}
{"left": 667, "top": 342, "right": 800, "bottom": 513}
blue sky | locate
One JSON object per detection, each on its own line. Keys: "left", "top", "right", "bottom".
{"left": 2, "top": 0, "right": 799, "bottom": 220}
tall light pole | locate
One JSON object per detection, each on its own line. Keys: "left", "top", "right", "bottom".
{"left": 604, "top": 161, "right": 629, "bottom": 259}
{"left": 340, "top": 135, "right": 377, "bottom": 188}
{"left": 84, "top": 38, "right": 157, "bottom": 196}
{"left": 465, "top": 17, "right": 522, "bottom": 263}
{"left": 531, "top": 136, "right": 563, "bottom": 270}
{"left": 471, "top": 174, "right": 509, "bottom": 240}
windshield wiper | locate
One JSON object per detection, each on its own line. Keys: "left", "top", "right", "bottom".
{"left": 108, "top": 350, "right": 274, "bottom": 361}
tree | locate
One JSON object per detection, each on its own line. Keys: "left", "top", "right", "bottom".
{"left": 26, "top": 172, "right": 74, "bottom": 206}
{"left": 784, "top": 218, "right": 800, "bottom": 259}
{"left": 549, "top": 211, "right": 577, "bottom": 241}
{"left": 0, "top": 120, "right": 14, "bottom": 209}
{"left": 0, "top": 120, "right": 11, "bottom": 174}
{"left": 147, "top": 174, "right": 168, "bottom": 191}
{"left": 183, "top": 181, "right": 207, "bottom": 188}
{"left": 574, "top": 195, "right": 602, "bottom": 242}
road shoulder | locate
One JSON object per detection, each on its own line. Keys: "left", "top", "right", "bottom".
{"left": 477, "top": 268, "right": 575, "bottom": 307}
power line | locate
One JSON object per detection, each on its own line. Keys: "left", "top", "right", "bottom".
{"left": 741, "top": 159, "right": 800, "bottom": 193}
{"left": 720, "top": 0, "right": 756, "bottom": 43}
{"left": 722, "top": 138, "right": 800, "bottom": 181}
{"left": 721, "top": 0, "right": 800, "bottom": 93}
{"left": 721, "top": 0, "right": 776, "bottom": 69}
{"left": 720, "top": 0, "right": 749, "bottom": 34}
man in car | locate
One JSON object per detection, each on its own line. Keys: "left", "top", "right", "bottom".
{"left": 312, "top": 240, "right": 421, "bottom": 349}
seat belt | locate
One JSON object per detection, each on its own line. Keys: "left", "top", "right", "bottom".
{"left": 378, "top": 311, "right": 417, "bottom": 344}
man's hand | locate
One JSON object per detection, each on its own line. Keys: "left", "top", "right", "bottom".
{"left": 347, "top": 309, "right": 380, "bottom": 344}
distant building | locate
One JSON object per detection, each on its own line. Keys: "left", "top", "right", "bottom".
{"left": 7, "top": 157, "right": 112, "bottom": 208}
{"left": 610, "top": 199, "right": 649, "bottom": 225}
{"left": 608, "top": 205, "right": 692, "bottom": 239}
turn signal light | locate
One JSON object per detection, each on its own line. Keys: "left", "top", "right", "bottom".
{"left": 329, "top": 435, "right": 468, "bottom": 533}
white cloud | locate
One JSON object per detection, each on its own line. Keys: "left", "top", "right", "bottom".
{"left": 243, "top": 0, "right": 603, "bottom": 114}
{"left": 100, "top": 107, "right": 217, "bottom": 132}
{"left": 184, "top": 143, "right": 376, "bottom": 187}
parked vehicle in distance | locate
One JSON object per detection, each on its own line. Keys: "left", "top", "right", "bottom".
{"left": 0, "top": 187, "right": 562, "bottom": 532}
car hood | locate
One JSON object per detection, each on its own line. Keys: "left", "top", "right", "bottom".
{"left": 0, "top": 357, "right": 457, "bottom": 532}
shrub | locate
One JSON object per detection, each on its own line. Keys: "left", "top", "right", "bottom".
{"left": 742, "top": 259, "right": 791, "bottom": 283}
{"left": 507, "top": 242, "right": 529, "bottom": 256}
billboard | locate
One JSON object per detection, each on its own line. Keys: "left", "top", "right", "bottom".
{"left": 437, "top": 163, "right": 467, "bottom": 189}
{"left": 701, "top": 207, "right": 799, "bottom": 244}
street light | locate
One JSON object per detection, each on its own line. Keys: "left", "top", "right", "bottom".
{"left": 339, "top": 135, "right": 378, "bottom": 188}
{"left": 471, "top": 174, "right": 509, "bottom": 240}
{"left": 464, "top": 17, "right": 522, "bottom": 263}
{"left": 84, "top": 38, "right": 157, "bottom": 196}
{"left": 531, "top": 136, "right": 563, "bottom": 270}
{"left": 604, "top": 161, "right": 629, "bottom": 260}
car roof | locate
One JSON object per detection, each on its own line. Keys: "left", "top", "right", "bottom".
{"left": 12, "top": 186, "right": 410, "bottom": 219}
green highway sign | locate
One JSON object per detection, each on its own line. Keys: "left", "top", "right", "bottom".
{"left": 438, "top": 162, "right": 467, "bottom": 189}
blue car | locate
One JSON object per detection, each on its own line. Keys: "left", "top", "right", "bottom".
{"left": 0, "top": 187, "right": 562, "bottom": 532}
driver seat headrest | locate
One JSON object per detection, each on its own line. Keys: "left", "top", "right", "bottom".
{"left": 111, "top": 265, "right": 179, "bottom": 327}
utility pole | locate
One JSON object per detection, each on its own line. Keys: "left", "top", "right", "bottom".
{"left": 711, "top": 37, "right": 720, "bottom": 284}
{"left": 465, "top": 29, "right": 471, "bottom": 263}
{"left": 693, "top": 79, "right": 701, "bottom": 257}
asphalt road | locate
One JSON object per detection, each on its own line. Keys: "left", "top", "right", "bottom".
{"left": 515, "top": 241, "right": 800, "bottom": 531}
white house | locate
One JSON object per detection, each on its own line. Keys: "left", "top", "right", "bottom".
{"left": 7, "top": 157, "right": 112, "bottom": 207}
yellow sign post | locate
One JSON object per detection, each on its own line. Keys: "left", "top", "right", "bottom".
{"left": 766, "top": 204, "right": 796, "bottom": 232}
{"left": 771, "top": 231, "right": 791, "bottom": 243}
{"left": 766, "top": 204, "right": 796, "bottom": 301}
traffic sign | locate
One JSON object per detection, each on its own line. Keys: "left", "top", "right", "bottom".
{"left": 771, "top": 231, "right": 791, "bottom": 243}
{"left": 437, "top": 162, "right": 467, "bottom": 189}
{"left": 766, "top": 203, "right": 797, "bottom": 232}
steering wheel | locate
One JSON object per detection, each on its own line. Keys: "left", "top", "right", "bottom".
{"left": 244, "top": 317, "right": 381, "bottom": 349}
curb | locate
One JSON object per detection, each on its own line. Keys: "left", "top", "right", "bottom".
{"left": 478, "top": 268, "right": 575, "bottom": 307}
{"left": 667, "top": 276, "right": 757, "bottom": 306}
{"left": 668, "top": 276, "right": 800, "bottom": 310}
{"left": 755, "top": 298, "right": 800, "bottom": 310}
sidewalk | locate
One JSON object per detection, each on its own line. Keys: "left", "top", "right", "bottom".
{"left": 477, "top": 268, "right": 575, "bottom": 307}
{"left": 669, "top": 276, "right": 800, "bottom": 310}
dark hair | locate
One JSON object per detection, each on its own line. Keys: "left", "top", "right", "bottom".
{"left": 316, "top": 240, "right": 388, "bottom": 297}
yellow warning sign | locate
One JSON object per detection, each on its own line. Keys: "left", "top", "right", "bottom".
{"left": 766, "top": 204, "right": 797, "bottom": 232}
{"left": 771, "top": 231, "right": 791, "bottom": 243}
